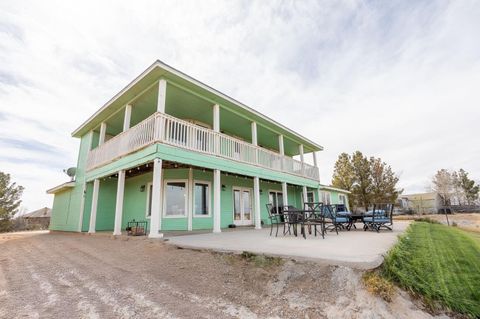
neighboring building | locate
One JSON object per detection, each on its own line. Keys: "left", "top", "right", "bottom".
{"left": 397, "top": 192, "right": 443, "bottom": 214}
{"left": 19, "top": 207, "right": 51, "bottom": 229}
{"left": 47, "top": 60, "right": 349, "bottom": 237}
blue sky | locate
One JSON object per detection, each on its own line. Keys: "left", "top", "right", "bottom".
{"left": 1, "top": 0, "right": 479, "bottom": 212}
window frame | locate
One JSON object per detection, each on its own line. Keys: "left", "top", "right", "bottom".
{"left": 193, "top": 180, "right": 211, "bottom": 218}
{"left": 163, "top": 179, "right": 189, "bottom": 218}
{"left": 306, "top": 191, "right": 315, "bottom": 203}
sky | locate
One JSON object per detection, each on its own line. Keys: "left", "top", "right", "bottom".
{"left": 1, "top": 0, "right": 479, "bottom": 212}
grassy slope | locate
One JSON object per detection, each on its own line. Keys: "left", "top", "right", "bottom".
{"left": 382, "top": 222, "right": 480, "bottom": 317}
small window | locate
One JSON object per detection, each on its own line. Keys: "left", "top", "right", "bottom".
{"left": 339, "top": 194, "right": 346, "bottom": 205}
{"left": 321, "top": 191, "right": 331, "bottom": 205}
{"left": 307, "top": 191, "right": 315, "bottom": 203}
{"left": 194, "top": 182, "right": 210, "bottom": 216}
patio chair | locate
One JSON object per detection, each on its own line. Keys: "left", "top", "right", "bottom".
{"left": 331, "top": 204, "right": 352, "bottom": 230}
{"left": 303, "top": 202, "right": 325, "bottom": 239}
{"left": 363, "top": 203, "right": 394, "bottom": 232}
{"left": 321, "top": 205, "right": 350, "bottom": 235}
{"left": 266, "top": 203, "right": 284, "bottom": 237}
{"left": 282, "top": 205, "right": 306, "bottom": 238}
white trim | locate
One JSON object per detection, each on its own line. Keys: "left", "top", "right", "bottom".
{"left": 232, "top": 186, "right": 253, "bottom": 226}
{"left": 46, "top": 181, "right": 75, "bottom": 194}
{"left": 193, "top": 180, "right": 212, "bottom": 218}
{"left": 320, "top": 191, "right": 331, "bottom": 205}
{"left": 162, "top": 179, "right": 188, "bottom": 218}
{"left": 319, "top": 185, "right": 351, "bottom": 194}
{"left": 145, "top": 182, "right": 153, "bottom": 219}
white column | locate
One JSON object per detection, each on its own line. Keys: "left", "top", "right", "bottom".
{"left": 149, "top": 158, "right": 164, "bottom": 238}
{"left": 313, "top": 152, "right": 318, "bottom": 167}
{"left": 123, "top": 104, "right": 132, "bottom": 131}
{"left": 282, "top": 182, "right": 288, "bottom": 207}
{"left": 299, "top": 144, "right": 305, "bottom": 175}
{"left": 251, "top": 122, "right": 258, "bottom": 163}
{"left": 253, "top": 176, "right": 261, "bottom": 229}
{"left": 157, "top": 79, "right": 167, "bottom": 113}
{"left": 278, "top": 135, "right": 284, "bottom": 155}
{"left": 213, "top": 104, "right": 220, "bottom": 132}
{"left": 213, "top": 169, "right": 221, "bottom": 233}
{"left": 187, "top": 168, "right": 193, "bottom": 231}
{"left": 99, "top": 122, "right": 107, "bottom": 145}
{"left": 113, "top": 170, "right": 126, "bottom": 236}
{"left": 302, "top": 186, "right": 308, "bottom": 207}
{"left": 88, "top": 179, "right": 100, "bottom": 233}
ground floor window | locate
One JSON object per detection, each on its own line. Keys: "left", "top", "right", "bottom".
{"left": 306, "top": 191, "right": 315, "bottom": 203}
{"left": 320, "top": 191, "right": 331, "bottom": 205}
{"left": 268, "top": 191, "right": 283, "bottom": 213}
{"left": 194, "top": 181, "right": 210, "bottom": 217}
{"left": 339, "top": 194, "right": 347, "bottom": 205}
{"left": 164, "top": 180, "right": 187, "bottom": 217}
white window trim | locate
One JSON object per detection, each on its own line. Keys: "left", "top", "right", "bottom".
{"left": 193, "top": 180, "right": 211, "bottom": 218}
{"left": 232, "top": 186, "right": 253, "bottom": 225}
{"left": 268, "top": 189, "right": 284, "bottom": 212}
{"left": 338, "top": 194, "right": 347, "bottom": 205}
{"left": 321, "top": 191, "right": 331, "bottom": 205}
{"left": 145, "top": 182, "right": 153, "bottom": 219}
{"left": 306, "top": 191, "right": 315, "bottom": 203}
{"left": 163, "top": 179, "right": 188, "bottom": 218}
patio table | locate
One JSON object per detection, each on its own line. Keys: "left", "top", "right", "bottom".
{"left": 347, "top": 214, "right": 363, "bottom": 230}
{"left": 283, "top": 208, "right": 323, "bottom": 239}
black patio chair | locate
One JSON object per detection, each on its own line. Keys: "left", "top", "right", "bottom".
{"left": 321, "top": 205, "right": 345, "bottom": 235}
{"left": 303, "top": 202, "right": 325, "bottom": 239}
{"left": 266, "top": 203, "right": 284, "bottom": 237}
{"left": 282, "top": 205, "right": 306, "bottom": 238}
{"left": 363, "top": 203, "right": 394, "bottom": 232}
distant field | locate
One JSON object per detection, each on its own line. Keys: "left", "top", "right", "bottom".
{"left": 394, "top": 213, "right": 480, "bottom": 232}
{"left": 383, "top": 221, "right": 480, "bottom": 317}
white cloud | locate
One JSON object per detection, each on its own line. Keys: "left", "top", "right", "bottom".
{"left": 0, "top": 0, "right": 479, "bottom": 210}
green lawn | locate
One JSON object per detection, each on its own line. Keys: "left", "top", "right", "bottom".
{"left": 382, "top": 222, "right": 480, "bottom": 317}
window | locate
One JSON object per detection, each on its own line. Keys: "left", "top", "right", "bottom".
{"left": 268, "top": 191, "right": 283, "bottom": 214}
{"left": 321, "top": 191, "right": 331, "bottom": 205}
{"left": 339, "top": 194, "right": 347, "bottom": 205}
{"left": 307, "top": 191, "right": 315, "bottom": 203}
{"left": 194, "top": 181, "right": 210, "bottom": 217}
{"left": 164, "top": 181, "right": 187, "bottom": 217}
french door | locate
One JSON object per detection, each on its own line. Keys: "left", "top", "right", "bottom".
{"left": 233, "top": 187, "right": 252, "bottom": 226}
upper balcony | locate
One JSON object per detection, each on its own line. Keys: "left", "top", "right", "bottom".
{"left": 75, "top": 61, "right": 322, "bottom": 182}
{"left": 86, "top": 112, "right": 320, "bottom": 181}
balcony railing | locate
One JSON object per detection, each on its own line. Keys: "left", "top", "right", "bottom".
{"left": 86, "top": 112, "right": 320, "bottom": 181}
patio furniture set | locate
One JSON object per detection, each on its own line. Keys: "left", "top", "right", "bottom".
{"left": 266, "top": 203, "right": 394, "bottom": 239}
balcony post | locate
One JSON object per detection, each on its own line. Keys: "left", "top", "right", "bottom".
{"left": 157, "top": 79, "right": 167, "bottom": 113}
{"left": 123, "top": 104, "right": 132, "bottom": 131}
{"left": 99, "top": 122, "right": 107, "bottom": 145}
{"left": 251, "top": 121, "right": 258, "bottom": 163}
{"left": 253, "top": 176, "right": 261, "bottom": 229}
{"left": 213, "top": 169, "right": 221, "bottom": 233}
{"left": 113, "top": 170, "right": 125, "bottom": 236}
{"left": 213, "top": 104, "right": 220, "bottom": 154}
{"left": 313, "top": 151, "right": 318, "bottom": 167}
{"left": 282, "top": 182, "right": 288, "bottom": 206}
{"left": 299, "top": 144, "right": 305, "bottom": 175}
{"left": 149, "top": 158, "right": 164, "bottom": 238}
{"left": 278, "top": 134, "right": 284, "bottom": 170}
{"left": 88, "top": 179, "right": 100, "bottom": 233}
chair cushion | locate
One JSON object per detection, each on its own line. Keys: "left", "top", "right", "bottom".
{"left": 335, "top": 217, "right": 350, "bottom": 223}
{"left": 364, "top": 210, "right": 386, "bottom": 217}
{"left": 363, "top": 217, "right": 390, "bottom": 223}
{"left": 336, "top": 211, "right": 351, "bottom": 217}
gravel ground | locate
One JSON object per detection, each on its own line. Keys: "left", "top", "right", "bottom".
{"left": 0, "top": 231, "right": 447, "bottom": 319}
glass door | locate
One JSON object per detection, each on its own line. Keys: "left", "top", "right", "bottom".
{"left": 233, "top": 187, "right": 253, "bottom": 226}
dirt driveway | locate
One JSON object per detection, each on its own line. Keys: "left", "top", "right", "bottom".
{"left": 0, "top": 231, "right": 443, "bottom": 319}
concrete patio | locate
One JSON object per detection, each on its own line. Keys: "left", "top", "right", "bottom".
{"left": 167, "top": 221, "right": 410, "bottom": 269}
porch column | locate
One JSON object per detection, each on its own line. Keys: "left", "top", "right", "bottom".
{"left": 253, "top": 176, "right": 261, "bottom": 229}
{"left": 113, "top": 170, "right": 126, "bottom": 236}
{"left": 282, "top": 182, "right": 288, "bottom": 206}
{"left": 299, "top": 144, "right": 305, "bottom": 174}
{"left": 213, "top": 169, "right": 221, "bottom": 233}
{"left": 88, "top": 179, "right": 100, "bottom": 233}
{"left": 213, "top": 104, "right": 220, "bottom": 154}
{"left": 99, "top": 122, "right": 107, "bottom": 145}
{"left": 302, "top": 186, "right": 308, "bottom": 207}
{"left": 187, "top": 168, "right": 193, "bottom": 231}
{"left": 157, "top": 79, "right": 167, "bottom": 113}
{"left": 312, "top": 152, "right": 318, "bottom": 167}
{"left": 123, "top": 104, "right": 132, "bottom": 131}
{"left": 149, "top": 158, "right": 164, "bottom": 238}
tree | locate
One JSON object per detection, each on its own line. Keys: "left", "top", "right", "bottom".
{"left": 331, "top": 152, "right": 354, "bottom": 192}
{"left": 370, "top": 157, "right": 402, "bottom": 205}
{"left": 351, "top": 151, "right": 373, "bottom": 211}
{"left": 0, "top": 171, "right": 24, "bottom": 232}
{"left": 432, "top": 169, "right": 453, "bottom": 206}
{"left": 457, "top": 169, "right": 479, "bottom": 205}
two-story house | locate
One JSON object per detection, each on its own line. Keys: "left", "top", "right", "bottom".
{"left": 47, "top": 60, "right": 349, "bottom": 238}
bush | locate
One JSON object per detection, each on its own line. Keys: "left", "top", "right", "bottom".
{"left": 362, "top": 271, "right": 395, "bottom": 302}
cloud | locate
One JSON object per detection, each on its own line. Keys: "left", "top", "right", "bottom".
{"left": 0, "top": 0, "right": 479, "bottom": 211}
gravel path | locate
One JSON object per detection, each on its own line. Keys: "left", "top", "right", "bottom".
{"left": 0, "top": 231, "right": 446, "bottom": 319}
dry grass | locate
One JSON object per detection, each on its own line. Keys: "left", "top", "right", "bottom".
{"left": 362, "top": 271, "right": 395, "bottom": 302}
{"left": 394, "top": 213, "right": 480, "bottom": 233}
